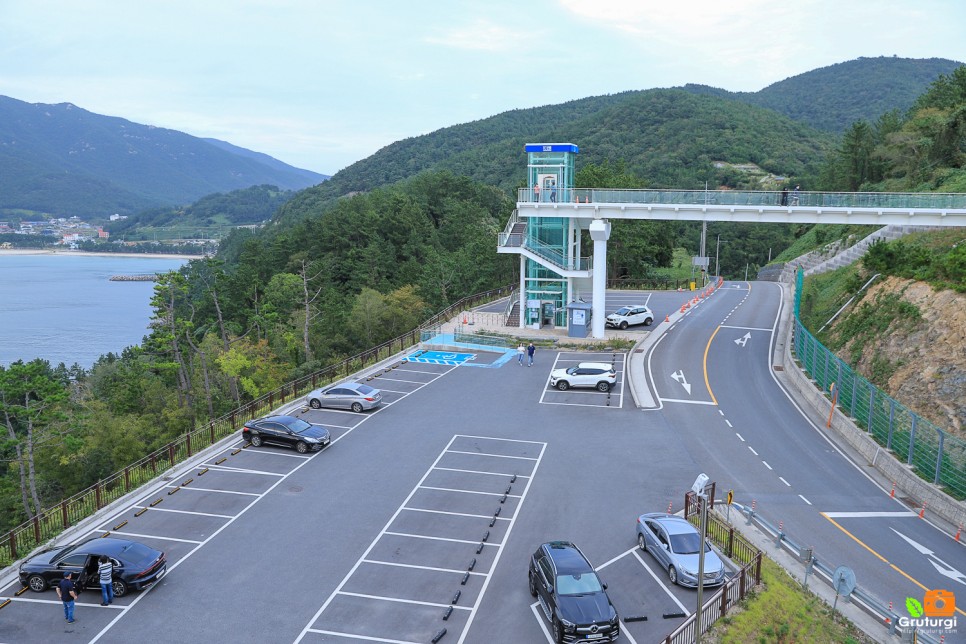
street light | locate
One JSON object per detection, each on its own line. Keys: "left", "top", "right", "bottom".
{"left": 715, "top": 235, "right": 727, "bottom": 278}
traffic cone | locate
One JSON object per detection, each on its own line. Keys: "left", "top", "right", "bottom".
{"left": 665, "top": 314, "right": 669, "bottom": 323}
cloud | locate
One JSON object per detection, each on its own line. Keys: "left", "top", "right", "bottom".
{"left": 425, "top": 18, "right": 532, "bottom": 52}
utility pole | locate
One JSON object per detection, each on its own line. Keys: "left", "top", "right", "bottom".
{"left": 715, "top": 235, "right": 726, "bottom": 279}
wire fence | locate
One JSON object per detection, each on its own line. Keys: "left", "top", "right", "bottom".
{"left": 0, "top": 285, "right": 514, "bottom": 567}
{"left": 794, "top": 270, "right": 966, "bottom": 500}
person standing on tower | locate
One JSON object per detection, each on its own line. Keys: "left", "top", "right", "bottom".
{"left": 550, "top": 181, "right": 557, "bottom": 203}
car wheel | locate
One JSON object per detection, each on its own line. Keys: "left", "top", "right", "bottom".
{"left": 528, "top": 570, "right": 538, "bottom": 598}
{"left": 638, "top": 533, "right": 646, "bottom": 552}
{"left": 619, "top": 321, "right": 629, "bottom": 330}
{"left": 309, "top": 398, "right": 322, "bottom": 409}
{"left": 112, "top": 579, "right": 128, "bottom": 598}
{"left": 644, "top": 317, "right": 653, "bottom": 326}
{"left": 351, "top": 402, "right": 364, "bottom": 413}
{"left": 669, "top": 565, "right": 678, "bottom": 585}
{"left": 556, "top": 381, "right": 570, "bottom": 391}
{"left": 295, "top": 441, "right": 309, "bottom": 454}
{"left": 552, "top": 617, "right": 564, "bottom": 644}
{"left": 596, "top": 381, "right": 611, "bottom": 392}
{"left": 27, "top": 574, "right": 47, "bottom": 592}
{"left": 249, "top": 434, "right": 262, "bottom": 447}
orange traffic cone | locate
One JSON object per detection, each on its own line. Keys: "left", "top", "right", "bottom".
{"left": 665, "top": 314, "right": 669, "bottom": 323}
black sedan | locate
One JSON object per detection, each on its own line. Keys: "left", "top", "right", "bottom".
{"left": 242, "top": 414, "right": 331, "bottom": 453}
{"left": 19, "top": 536, "right": 166, "bottom": 597}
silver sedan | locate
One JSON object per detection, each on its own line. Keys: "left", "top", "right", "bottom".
{"left": 636, "top": 512, "right": 725, "bottom": 587}
{"left": 306, "top": 382, "right": 382, "bottom": 413}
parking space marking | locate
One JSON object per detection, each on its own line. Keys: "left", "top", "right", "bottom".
{"left": 362, "top": 559, "right": 487, "bottom": 577}
{"left": 419, "top": 485, "right": 521, "bottom": 498}
{"left": 203, "top": 463, "right": 289, "bottom": 476}
{"left": 311, "top": 630, "right": 420, "bottom": 644}
{"left": 435, "top": 466, "right": 531, "bottom": 479}
{"left": 225, "top": 449, "right": 312, "bottom": 460}
{"left": 172, "top": 486, "right": 260, "bottom": 496}
{"left": 632, "top": 549, "right": 690, "bottom": 614}
{"left": 107, "top": 530, "right": 204, "bottom": 544}
{"left": 130, "top": 505, "right": 234, "bottom": 519}
{"left": 296, "top": 435, "right": 545, "bottom": 644}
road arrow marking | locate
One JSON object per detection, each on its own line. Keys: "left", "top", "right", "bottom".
{"left": 892, "top": 528, "right": 966, "bottom": 586}
{"left": 670, "top": 370, "right": 691, "bottom": 395}
{"left": 734, "top": 332, "right": 751, "bottom": 347}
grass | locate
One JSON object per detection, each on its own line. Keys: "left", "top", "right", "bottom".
{"left": 707, "top": 555, "right": 877, "bottom": 644}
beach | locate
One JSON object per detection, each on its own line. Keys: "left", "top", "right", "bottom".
{"left": 0, "top": 248, "right": 200, "bottom": 260}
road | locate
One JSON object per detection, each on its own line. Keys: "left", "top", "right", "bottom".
{"left": 1, "top": 285, "right": 962, "bottom": 643}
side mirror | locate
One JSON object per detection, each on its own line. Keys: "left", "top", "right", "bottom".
{"left": 662, "top": 543, "right": 669, "bottom": 550}
{"left": 601, "top": 582, "right": 608, "bottom": 590}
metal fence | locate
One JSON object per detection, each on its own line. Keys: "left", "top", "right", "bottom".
{"left": 794, "top": 271, "right": 966, "bottom": 500}
{"left": 661, "top": 492, "right": 763, "bottom": 643}
{"left": 0, "top": 285, "right": 514, "bottom": 567}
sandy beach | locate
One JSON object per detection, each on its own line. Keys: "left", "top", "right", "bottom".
{"left": 0, "top": 248, "right": 199, "bottom": 260}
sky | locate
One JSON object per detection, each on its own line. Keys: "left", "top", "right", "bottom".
{"left": 2, "top": 1, "right": 965, "bottom": 175}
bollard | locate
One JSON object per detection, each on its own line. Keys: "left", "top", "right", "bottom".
{"left": 667, "top": 501, "right": 673, "bottom": 514}
{"left": 776, "top": 520, "right": 784, "bottom": 547}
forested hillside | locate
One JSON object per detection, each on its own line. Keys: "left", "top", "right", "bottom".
{"left": 0, "top": 96, "right": 325, "bottom": 218}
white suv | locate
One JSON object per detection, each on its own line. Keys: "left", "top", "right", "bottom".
{"left": 549, "top": 362, "right": 617, "bottom": 392}
{"left": 606, "top": 305, "right": 654, "bottom": 329}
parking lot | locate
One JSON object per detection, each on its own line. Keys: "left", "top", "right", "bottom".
{"left": 0, "top": 345, "right": 726, "bottom": 644}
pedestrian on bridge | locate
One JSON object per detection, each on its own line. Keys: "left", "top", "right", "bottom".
{"left": 550, "top": 181, "right": 557, "bottom": 203}
{"left": 792, "top": 185, "right": 800, "bottom": 206}
{"left": 533, "top": 183, "right": 540, "bottom": 202}
{"left": 780, "top": 186, "right": 788, "bottom": 206}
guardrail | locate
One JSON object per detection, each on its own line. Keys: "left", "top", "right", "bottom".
{"left": 729, "top": 500, "right": 942, "bottom": 643}
{"left": 0, "top": 284, "right": 514, "bottom": 567}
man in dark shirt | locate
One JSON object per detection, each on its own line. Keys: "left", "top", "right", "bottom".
{"left": 56, "top": 571, "right": 78, "bottom": 623}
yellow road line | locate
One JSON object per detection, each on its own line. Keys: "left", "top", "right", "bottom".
{"left": 704, "top": 326, "right": 720, "bottom": 406}
{"left": 821, "top": 513, "right": 966, "bottom": 617}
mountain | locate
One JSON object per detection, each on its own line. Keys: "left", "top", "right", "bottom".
{"left": 0, "top": 96, "right": 327, "bottom": 218}
{"left": 680, "top": 56, "right": 962, "bottom": 133}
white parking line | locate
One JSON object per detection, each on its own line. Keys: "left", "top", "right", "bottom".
{"left": 170, "top": 486, "right": 260, "bottom": 496}
{"left": 632, "top": 549, "right": 690, "bottom": 615}
{"left": 106, "top": 530, "right": 203, "bottom": 544}
{"left": 383, "top": 531, "right": 498, "bottom": 547}
{"left": 446, "top": 449, "right": 537, "bottom": 460}
{"left": 338, "top": 591, "right": 473, "bottom": 611}
{"left": 202, "top": 463, "right": 288, "bottom": 476}
{"left": 418, "top": 485, "right": 521, "bottom": 498}
{"left": 310, "top": 629, "right": 420, "bottom": 644}
{"left": 130, "top": 506, "right": 234, "bottom": 520}
{"left": 434, "top": 466, "right": 531, "bottom": 478}
{"left": 361, "top": 559, "right": 486, "bottom": 577}
{"left": 401, "top": 507, "right": 510, "bottom": 521}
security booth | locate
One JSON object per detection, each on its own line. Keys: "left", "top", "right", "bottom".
{"left": 566, "top": 301, "right": 592, "bottom": 338}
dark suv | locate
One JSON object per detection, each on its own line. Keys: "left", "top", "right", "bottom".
{"left": 528, "top": 541, "right": 620, "bottom": 643}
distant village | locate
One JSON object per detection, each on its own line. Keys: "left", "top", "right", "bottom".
{"left": 0, "top": 214, "right": 214, "bottom": 253}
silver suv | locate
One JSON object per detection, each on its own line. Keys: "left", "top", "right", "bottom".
{"left": 549, "top": 362, "right": 617, "bottom": 392}
{"left": 606, "top": 305, "right": 654, "bottom": 329}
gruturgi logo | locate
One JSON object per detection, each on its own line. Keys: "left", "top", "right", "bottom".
{"left": 900, "top": 589, "right": 958, "bottom": 635}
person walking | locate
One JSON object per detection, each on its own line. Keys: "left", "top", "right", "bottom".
{"left": 57, "top": 571, "right": 78, "bottom": 623}
{"left": 550, "top": 181, "right": 557, "bottom": 203}
{"left": 517, "top": 343, "right": 525, "bottom": 365}
{"left": 780, "top": 187, "right": 788, "bottom": 206}
{"left": 792, "top": 185, "right": 800, "bottom": 206}
{"left": 527, "top": 342, "right": 535, "bottom": 367}
{"left": 98, "top": 554, "right": 114, "bottom": 606}
{"left": 533, "top": 183, "right": 540, "bottom": 202}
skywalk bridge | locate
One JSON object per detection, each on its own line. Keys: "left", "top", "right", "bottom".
{"left": 498, "top": 183, "right": 966, "bottom": 339}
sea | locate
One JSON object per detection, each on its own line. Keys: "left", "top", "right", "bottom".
{"left": 0, "top": 253, "right": 189, "bottom": 369}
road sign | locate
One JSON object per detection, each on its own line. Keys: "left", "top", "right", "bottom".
{"left": 726, "top": 489, "right": 733, "bottom": 505}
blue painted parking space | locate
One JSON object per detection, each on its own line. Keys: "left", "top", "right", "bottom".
{"left": 405, "top": 350, "right": 475, "bottom": 365}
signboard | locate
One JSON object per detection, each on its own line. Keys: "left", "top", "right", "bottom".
{"left": 572, "top": 309, "right": 586, "bottom": 325}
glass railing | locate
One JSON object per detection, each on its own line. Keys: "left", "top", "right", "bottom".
{"left": 517, "top": 188, "right": 966, "bottom": 210}
{"left": 524, "top": 237, "right": 591, "bottom": 271}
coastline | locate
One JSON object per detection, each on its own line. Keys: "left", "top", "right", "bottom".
{"left": 0, "top": 248, "right": 199, "bottom": 260}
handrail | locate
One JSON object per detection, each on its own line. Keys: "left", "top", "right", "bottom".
{"left": 0, "top": 284, "right": 514, "bottom": 567}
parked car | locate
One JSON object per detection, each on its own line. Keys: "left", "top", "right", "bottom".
{"left": 528, "top": 541, "right": 620, "bottom": 643}
{"left": 19, "top": 536, "right": 166, "bottom": 597}
{"left": 636, "top": 513, "right": 725, "bottom": 587}
{"left": 242, "top": 415, "right": 331, "bottom": 453}
{"left": 605, "top": 305, "right": 654, "bottom": 329}
{"left": 306, "top": 381, "right": 382, "bottom": 412}
{"left": 549, "top": 362, "right": 616, "bottom": 392}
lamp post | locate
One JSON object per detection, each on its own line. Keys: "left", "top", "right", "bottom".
{"left": 715, "top": 235, "right": 726, "bottom": 278}
{"left": 691, "top": 473, "right": 710, "bottom": 643}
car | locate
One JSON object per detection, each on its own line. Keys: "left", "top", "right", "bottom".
{"left": 242, "top": 414, "right": 331, "bottom": 453}
{"left": 605, "top": 305, "right": 654, "bottom": 329}
{"left": 528, "top": 541, "right": 620, "bottom": 643}
{"left": 19, "top": 536, "right": 165, "bottom": 597}
{"left": 306, "top": 381, "right": 382, "bottom": 412}
{"left": 549, "top": 362, "right": 616, "bottom": 392}
{"left": 636, "top": 512, "right": 725, "bottom": 587}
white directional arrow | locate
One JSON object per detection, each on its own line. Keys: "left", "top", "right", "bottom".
{"left": 734, "top": 332, "right": 751, "bottom": 348}
{"left": 670, "top": 370, "right": 692, "bottom": 395}
{"left": 892, "top": 528, "right": 966, "bottom": 586}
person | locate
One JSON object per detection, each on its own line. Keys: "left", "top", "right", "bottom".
{"left": 98, "top": 554, "right": 114, "bottom": 606}
{"left": 780, "top": 187, "right": 788, "bottom": 206}
{"left": 792, "top": 185, "right": 800, "bottom": 206}
{"left": 527, "top": 342, "right": 535, "bottom": 367}
{"left": 533, "top": 183, "right": 540, "bottom": 202}
{"left": 57, "top": 571, "right": 78, "bottom": 623}
{"left": 517, "top": 343, "right": 525, "bottom": 365}
{"left": 550, "top": 181, "right": 557, "bottom": 203}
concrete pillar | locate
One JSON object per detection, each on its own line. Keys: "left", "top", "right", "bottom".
{"left": 588, "top": 219, "right": 610, "bottom": 339}
{"left": 519, "top": 255, "right": 526, "bottom": 328}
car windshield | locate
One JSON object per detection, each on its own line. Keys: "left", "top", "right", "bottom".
{"left": 556, "top": 572, "right": 603, "bottom": 596}
{"left": 279, "top": 417, "right": 313, "bottom": 434}
{"left": 614, "top": 307, "right": 632, "bottom": 316}
{"left": 669, "top": 532, "right": 707, "bottom": 555}
{"left": 118, "top": 541, "right": 157, "bottom": 564}
{"left": 355, "top": 384, "right": 376, "bottom": 395}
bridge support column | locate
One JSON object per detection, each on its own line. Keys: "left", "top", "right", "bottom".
{"left": 589, "top": 219, "right": 611, "bottom": 339}
{"left": 518, "top": 256, "right": 526, "bottom": 329}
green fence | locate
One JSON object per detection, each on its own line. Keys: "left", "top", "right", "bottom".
{"left": 793, "top": 270, "right": 966, "bottom": 499}
{"left": 0, "top": 285, "right": 513, "bottom": 567}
